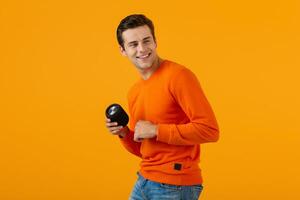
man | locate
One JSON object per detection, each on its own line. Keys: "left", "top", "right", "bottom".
{"left": 105, "top": 14, "right": 219, "bottom": 200}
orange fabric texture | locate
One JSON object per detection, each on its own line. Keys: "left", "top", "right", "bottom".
{"left": 120, "top": 60, "right": 219, "bottom": 185}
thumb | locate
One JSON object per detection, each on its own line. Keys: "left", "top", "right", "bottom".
{"left": 134, "top": 132, "right": 143, "bottom": 142}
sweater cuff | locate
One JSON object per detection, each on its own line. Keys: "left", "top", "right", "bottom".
{"left": 119, "top": 128, "right": 131, "bottom": 141}
{"left": 156, "top": 124, "right": 171, "bottom": 144}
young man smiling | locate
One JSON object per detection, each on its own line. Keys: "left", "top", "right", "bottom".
{"left": 105, "top": 14, "right": 219, "bottom": 200}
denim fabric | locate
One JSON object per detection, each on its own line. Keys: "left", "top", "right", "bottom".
{"left": 129, "top": 173, "right": 203, "bottom": 200}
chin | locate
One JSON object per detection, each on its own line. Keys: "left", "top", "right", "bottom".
{"left": 135, "top": 62, "right": 152, "bottom": 69}
{"left": 140, "top": 63, "right": 152, "bottom": 69}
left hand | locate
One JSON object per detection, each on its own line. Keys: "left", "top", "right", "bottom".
{"left": 134, "top": 120, "right": 158, "bottom": 142}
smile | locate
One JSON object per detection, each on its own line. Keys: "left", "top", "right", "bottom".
{"left": 136, "top": 53, "right": 151, "bottom": 59}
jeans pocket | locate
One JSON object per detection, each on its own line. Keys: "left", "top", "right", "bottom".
{"left": 191, "top": 184, "right": 203, "bottom": 199}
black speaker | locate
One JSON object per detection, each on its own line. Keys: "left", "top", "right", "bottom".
{"left": 105, "top": 103, "right": 129, "bottom": 127}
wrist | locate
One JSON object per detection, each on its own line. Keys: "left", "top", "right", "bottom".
{"left": 153, "top": 125, "right": 158, "bottom": 137}
{"left": 119, "top": 126, "right": 129, "bottom": 138}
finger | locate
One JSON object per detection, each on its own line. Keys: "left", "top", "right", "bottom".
{"left": 106, "top": 118, "right": 111, "bottom": 122}
{"left": 134, "top": 132, "right": 142, "bottom": 142}
{"left": 137, "top": 120, "right": 145, "bottom": 124}
{"left": 106, "top": 122, "right": 118, "bottom": 127}
{"left": 134, "top": 137, "right": 143, "bottom": 142}
{"left": 109, "top": 126, "right": 123, "bottom": 132}
{"left": 111, "top": 126, "right": 125, "bottom": 134}
{"left": 134, "top": 132, "right": 138, "bottom": 141}
{"left": 111, "top": 129, "right": 122, "bottom": 134}
{"left": 134, "top": 123, "right": 140, "bottom": 130}
{"left": 135, "top": 121, "right": 140, "bottom": 126}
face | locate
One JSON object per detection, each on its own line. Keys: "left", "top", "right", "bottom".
{"left": 120, "top": 25, "right": 158, "bottom": 71}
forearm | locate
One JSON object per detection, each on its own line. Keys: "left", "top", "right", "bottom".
{"left": 156, "top": 120, "right": 219, "bottom": 145}
{"left": 119, "top": 127, "right": 142, "bottom": 157}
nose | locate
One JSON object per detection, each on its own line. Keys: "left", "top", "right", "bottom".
{"left": 137, "top": 42, "right": 146, "bottom": 52}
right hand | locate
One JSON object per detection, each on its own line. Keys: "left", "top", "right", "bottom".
{"left": 105, "top": 118, "right": 128, "bottom": 138}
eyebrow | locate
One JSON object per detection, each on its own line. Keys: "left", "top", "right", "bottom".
{"left": 127, "top": 37, "right": 151, "bottom": 45}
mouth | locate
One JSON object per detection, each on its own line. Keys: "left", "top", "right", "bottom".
{"left": 136, "top": 52, "right": 151, "bottom": 60}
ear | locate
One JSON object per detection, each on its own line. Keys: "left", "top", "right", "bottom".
{"left": 154, "top": 39, "right": 158, "bottom": 48}
{"left": 119, "top": 45, "right": 127, "bottom": 57}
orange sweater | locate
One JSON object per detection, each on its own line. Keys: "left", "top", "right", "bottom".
{"left": 120, "top": 60, "right": 219, "bottom": 185}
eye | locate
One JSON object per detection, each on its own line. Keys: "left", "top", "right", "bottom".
{"left": 129, "top": 43, "right": 138, "bottom": 47}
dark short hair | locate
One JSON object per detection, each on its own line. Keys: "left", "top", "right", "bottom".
{"left": 116, "top": 14, "right": 156, "bottom": 49}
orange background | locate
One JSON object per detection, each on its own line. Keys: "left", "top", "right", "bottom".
{"left": 1, "top": 0, "right": 299, "bottom": 199}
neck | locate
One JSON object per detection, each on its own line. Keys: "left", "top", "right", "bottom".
{"left": 140, "top": 57, "right": 162, "bottom": 80}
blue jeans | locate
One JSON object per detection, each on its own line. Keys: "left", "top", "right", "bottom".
{"left": 129, "top": 173, "right": 203, "bottom": 200}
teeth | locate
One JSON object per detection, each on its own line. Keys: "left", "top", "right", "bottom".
{"left": 138, "top": 53, "right": 150, "bottom": 59}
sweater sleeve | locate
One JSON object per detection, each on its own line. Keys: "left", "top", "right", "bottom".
{"left": 156, "top": 68, "right": 219, "bottom": 145}
{"left": 119, "top": 128, "right": 142, "bottom": 158}
{"left": 118, "top": 94, "right": 142, "bottom": 158}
